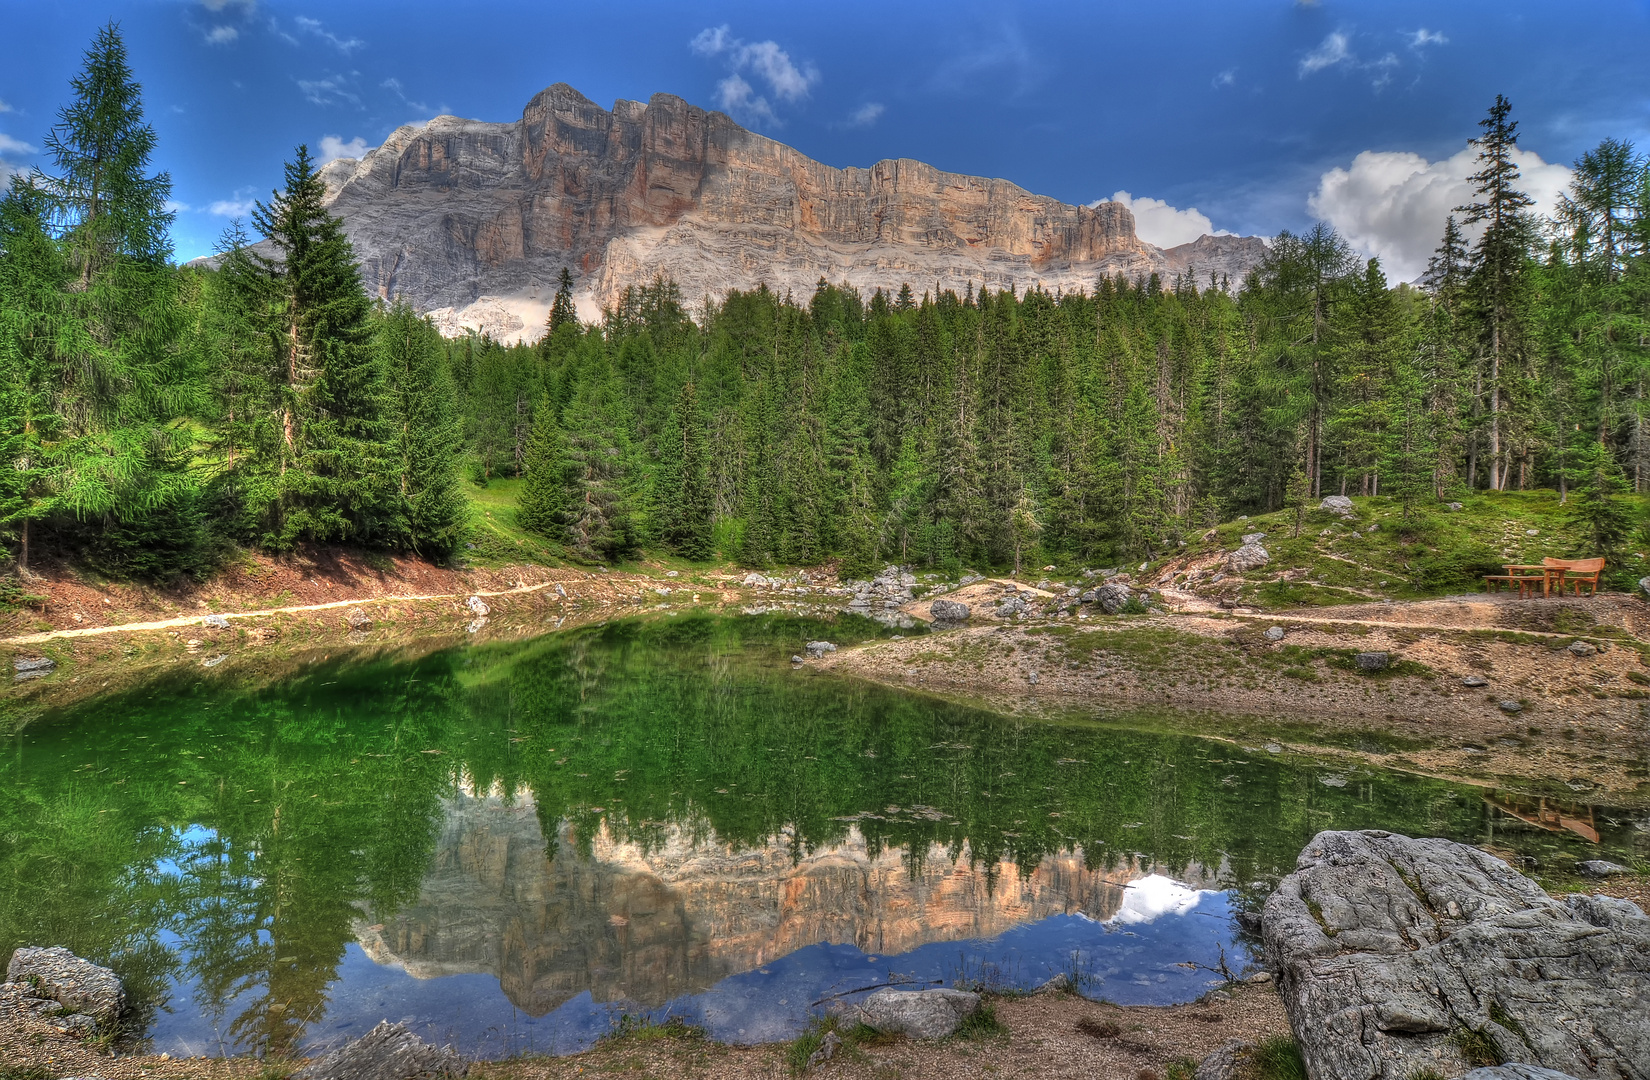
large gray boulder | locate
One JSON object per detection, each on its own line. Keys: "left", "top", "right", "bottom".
{"left": 1095, "top": 581, "right": 1133, "bottom": 615}
{"left": 1263, "top": 830, "right": 1649, "bottom": 1080}
{"left": 1320, "top": 495, "right": 1355, "bottom": 516}
{"left": 6, "top": 947, "right": 125, "bottom": 1029}
{"left": 847, "top": 987, "right": 981, "bottom": 1039}
{"left": 294, "top": 1020, "right": 468, "bottom": 1080}
{"left": 1227, "top": 543, "right": 1269, "bottom": 572}
{"left": 929, "top": 598, "right": 970, "bottom": 623}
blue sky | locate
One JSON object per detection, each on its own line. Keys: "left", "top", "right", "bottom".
{"left": 2, "top": 0, "right": 1648, "bottom": 278}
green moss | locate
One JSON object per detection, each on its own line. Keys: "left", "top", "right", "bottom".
{"left": 1243, "top": 1034, "right": 1309, "bottom": 1080}
{"left": 597, "top": 1014, "right": 706, "bottom": 1046}
{"left": 951, "top": 1001, "right": 1008, "bottom": 1041}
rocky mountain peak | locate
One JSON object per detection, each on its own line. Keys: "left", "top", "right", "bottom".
{"left": 308, "top": 83, "right": 1269, "bottom": 341}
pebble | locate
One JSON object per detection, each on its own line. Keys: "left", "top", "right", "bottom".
{"left": 1462, "top": 675, "right": 1489, "bottom": 687}
{"left": 1498, "top": 700, "right": 1523, "bottom": 713}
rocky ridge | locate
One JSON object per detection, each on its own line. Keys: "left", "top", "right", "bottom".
{"left": 303, "top": 84, "right": 1268, "bottom": 338}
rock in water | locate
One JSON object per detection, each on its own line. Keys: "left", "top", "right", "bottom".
{"left": 465, "top": 596, "right": 490, "bottom": 617}
{"left": 1226, "top": 543, "right": 1269, "bottom": 572}
{"left": 849, "top": 987, "right": 981, "bottom": 1039}
{"left": 1320, "top": 495, "right": 1355, "bottom": 515}
{"left": 1262, "top": 830, "right": 1650, "bottom": 1080}
{"left": 928, "top": 598, "right": 970, "bottom": 623}
{"left": 1576, "top": 859, "right": 1632, "bottom": 878}
{"left": 6, "top": 947, "right": 125, "bottom": 1028}
{"left": 294, "top": 1020, "right": 467, "bottom": 1080}
{"left": 12, "top": 656, "right": 54, "bottom": 681}
{"left": 345, "top": 607, "right": 373, "bottom": 631}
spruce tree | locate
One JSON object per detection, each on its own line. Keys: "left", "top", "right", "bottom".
{"left": 517, "top": 395, "right": 571, "bottom": 539}
{"left": 652, "top": 382, "right": 713, "bottom": 558}
{"left": 381, "top": 303, "right": 466, "bottom": 557}
{"left": 0, "top": 179, "right": 64, "bottom": 571}
{"left": 250, "top": 145, "right": 391, "bottom": 547}
{"left": 1456, "top": 95, "right": 1537, "bottom": 490}
{"left": 549, "top": 267, "right": 577, "bottom": 333}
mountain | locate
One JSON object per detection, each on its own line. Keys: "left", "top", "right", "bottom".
{"left": 311, "top": 83, "right": 1270, "bottom": 340}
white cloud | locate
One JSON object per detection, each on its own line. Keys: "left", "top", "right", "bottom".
{"left": 0, "top": 100, "right": 13, "bottom": 113}
{"left": 842, "top": 103, "right": 884, "bottom": 128}
{"left": 1408, "top": 28, "right": 1448, "bottom": 48}
{"left": 0, "top": 133, "right": 37, "bottom": 156}
{"left": 200, "top": 0, "right": 255, "bottom": 10}
{"left": 381, "top": 77, "right": 431, "bottom": 115}
{"left": 205, "top": 25, "right": 238, "bottom": 45}
{"left": 297, "top": 74, "right": 360, "bottom": 107}
{"left": 164, "top": 199, "right": 191, "bottom": 213}
{"left": 1101, "top": 190, "right": 1231, "bottom": 249}
{"left": 295, "top": 16, "right": 364, "bottom": 54}
{"left": 690, "top": 24, "right": 818, "bottom": 127}
{"left": 317, "top": 134, "right": 370, "bottom": 164}
{"left": 208, "top": 187, "right": 258, "bottom": 217}
{"left": 1309, "top": 143, "right": 1573, "bottom": 282}
{"left": 1300, "top": 31, "right": 1352, "bottom": 75}
{"left": 1212, "top": 68, "right": 1236, "bottom": 89}
{"left": 1109, "top": 875, "right": 1211, "bottom": 926}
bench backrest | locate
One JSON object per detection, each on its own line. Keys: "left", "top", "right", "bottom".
{"left": 1542, "top": 557, "right": 1605, "bottom": 574}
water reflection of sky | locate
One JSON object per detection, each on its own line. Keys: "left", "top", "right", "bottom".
{"left": 147, "top": 864, "right": 1245, "bottom": 1060}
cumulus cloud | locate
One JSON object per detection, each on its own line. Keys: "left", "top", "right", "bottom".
{"left": 208, "top": 187, "right": 258, "bottom": 217}
{"left": 691, "top": 25, "right": 817, "bottom": 127}
{"left": 317, "top": 134, "right": 370, "bottom": 164}
{"left": 163, "top": 199, "right": 191, "bottom": 213}
{"left": 1309, "top": 143, "right": 1573, "bottom": 282}
{"left": 205, "top": 25, "right": 238, "bottom": 45}
{"left": 296, "top": 16, "right": 364, "bottom": 54}
{"left": 200, "top": 0, "right": 255, "bottom": 10}
{"left": 0, "top": 133, "right": 35, "bottom": 156}
{"left": 1100, "top": 190, "right": 1231, "bottom": 249}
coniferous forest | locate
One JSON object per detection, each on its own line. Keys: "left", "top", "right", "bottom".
{"left": 4, "top": 27, "right": 1650, "bottom": 584}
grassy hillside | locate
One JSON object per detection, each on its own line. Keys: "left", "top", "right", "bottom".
{"left": 1169, "top": 490, "right": 1649, "bottom": 608}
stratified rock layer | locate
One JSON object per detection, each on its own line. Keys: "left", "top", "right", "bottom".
{"left": 1262, "top": 830, "right": 1649, "bottom": 1080}
{"left": 5, "top": 946, "right": 125, "bottom": 1029}
{"left": 309, "top": 84, "right": 1267, "bottom": 333}
{"left": 293, "top": 1020, "right": 467, "bottom": 1080}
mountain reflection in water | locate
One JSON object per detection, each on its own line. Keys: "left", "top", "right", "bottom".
{"left": 355, "top": 787, "right": 1223, "bottom": 1017}
{"left": 2, "top": 614, "right": 1642, "bottom": 1059}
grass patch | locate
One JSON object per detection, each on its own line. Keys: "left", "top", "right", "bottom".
{"left": 597, "top": 1013, "right": 706, "bottom": 1047}
{"left": 1449, "top": 1025, "right": 1504, "bottom": 1067}
{"left": 783, "top": 1015, "right": 900, "bottom": 1072}
{"left": 1075, "top": 1016, "right": 1122, "bottom": 1040}
{"left": 0, "top": 1069, "right": 55, "bottom": 1080}
{"left": 951, "top": 1000, "right": 1007, "bottom": 1041}
{"left": 1242, "top": 1034, "right": 1309, "bottom": 1080}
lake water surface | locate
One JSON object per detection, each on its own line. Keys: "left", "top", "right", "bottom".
{"left": 3, "top": 613, "right": 1641, "bottom": 1059}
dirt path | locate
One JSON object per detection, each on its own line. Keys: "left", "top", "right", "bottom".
{"left": 1, "top": 579, "right": 564, "bottom": 645}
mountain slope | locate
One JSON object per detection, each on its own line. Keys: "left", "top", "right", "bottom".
{"left": 312, "top": 84, "right": 1269, "bottom": 338}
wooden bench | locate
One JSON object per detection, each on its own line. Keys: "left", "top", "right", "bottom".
{"left": 1485, "top": 564, "right": 1551, "bottom": 597}
{"left": 1543, "top": 557, "right": 1606, "bottom": 596}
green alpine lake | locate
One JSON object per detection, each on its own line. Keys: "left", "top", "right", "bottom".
{"left": 2, "top": 613, "right": 1642, "bottom": 1059}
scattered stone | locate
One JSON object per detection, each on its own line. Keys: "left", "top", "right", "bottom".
{"left": 805, "top": 1029, "right": 842, "bottom": 1068}
{"left": 1263, "top": 830, "right": 1650, "bottom": 1080}
{"left": 293, "top": 1019, "right": 468, "bottom": 1080}
{"left": 1498, "top": 699, "right": 1523, "bottom": 713}
{"left": 202, "top": 613, "right": 231, "bottom": 629}
{"left": 1567, "top": 640, "right": 1598, "bottom": 657}
{"left": 1194, "top": 1039, "right": 1253, "bottom": 1080}
{"left": 1265, "top": 743, "right": 1283, "bottom": 754}
{"left": 202, "top": 654, "right": 228, "bottom": 668}
{"left": 1319, "top": 775, "right": 1348, "bottom": 788}
{"left": 6, "top": 946, "right": 125, "bottom": 1029}
{"left": 13, "top": 656, "right": 55, "bottom": 681}
{"left": 1209, "top": 572, "right": 1225, "bottom": 584}
{"left": 1095, "top": 581, "right": 1134, "bottom": 615}
{"left": 345, "top": 607, "right": 373, "bottom": 632}
{"left": 1320, "top": 495, "right": 1354, "bottom": 515}
{"left": 465, "top": 617, "right": 488, "bottom": 634}
{"left": 848, "top": 987, "right": 981, "bottom": 1040}
{"left": 554, "top": 582, "right": 566, "bottom": 597}
{"left": 1245, "top": 971, "right": 1273, "bottom": 984}
{"left": 1032, "top": 973, "right": 1071, "bottom": 995}
{"left": 465, "top": 596, "right": 490, "bottom": 617}
{"left": 1241, "top": 532, "right": 1267, "bottom": 545}
{"left": 1446, "top": 502, "right": 1464, "bottom": 511}
{"left": 1227, "top": 543, "right": 1269, "bottom": 572}
{"left": 996, "top": 595, "right": 1031, "bottom": 617}
{"left": 665, "top": 570, "right": 679, "bottom": 578}
{"left": 1461, "top": 1068, "right": 1581, "bottom": 1080}
{"left": 1640, "top": 575, "right": 1650, "bottom": 600}
{"left": 1353, "top": 651, "right": 1389, "bottom": 672}
{"left": 805, "top": 640, "right": 837, "bottom": 659}
{"left": 1576, "top": 859, "right": 1633, "bottom": 878}
{"left": 1264, "top": 626, "right": 1285, "bottom": 642}
{"left": 1027, "top": 670, "right": 1039, "bottom": 685}
{"left": 1526, "top": 528, "right": 1540, "bottom": 536}
{"left": 1462, "top": 675, "right": 1489, "bottom": 687}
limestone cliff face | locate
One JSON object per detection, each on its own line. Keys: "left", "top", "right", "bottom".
{"left": 315, "top": 84, "right": 1268, "bottom": 338}
{"left": 354, "top": 791, "right": 1217, "bottom": 1015}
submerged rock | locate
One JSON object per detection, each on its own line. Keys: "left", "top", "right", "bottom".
{"left": 12, "top": 656, "right": 54, "bottom": 681}
{"left": 1262, "top": 830, "right": 1650, "bottom": 1080}
{"left": 294, "top": 1020, "right": 467, "bottom": 1080}
{"left": 6, "top": 946, "right": 124, "bottom": 1029}
{"left": 345, "top": 607, "right": 373, "bottom": 632}
{"left": 849, "top": 987, "right": 981, "bottom": 1039}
